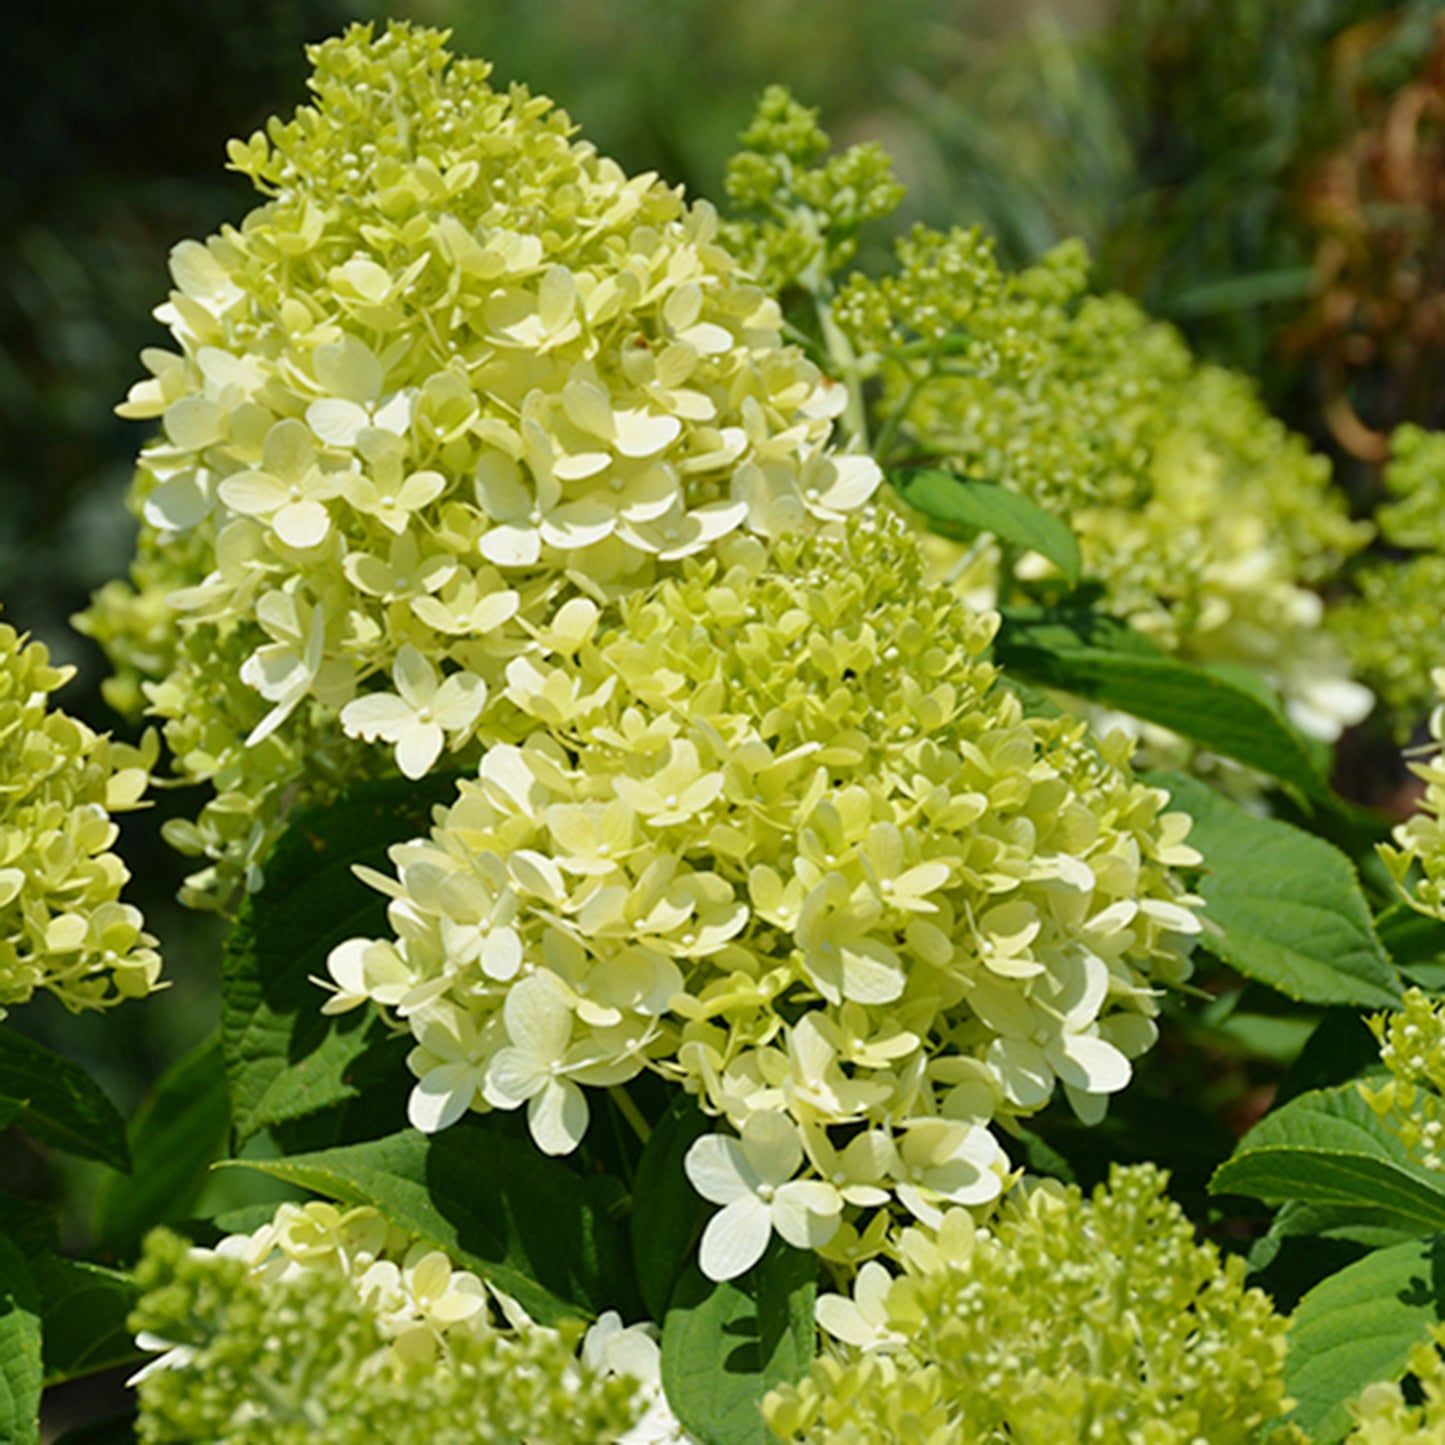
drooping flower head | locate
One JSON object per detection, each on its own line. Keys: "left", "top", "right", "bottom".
{"left": 326, "top": 518, "right": 1202, "bottom": 1276}
{"left": 0, "top": 621, "right": 160, "bottom": 1017}
{"left": 83, "top": 22, "right": 877, "bottom": 906}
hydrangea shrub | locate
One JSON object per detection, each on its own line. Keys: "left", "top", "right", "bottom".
{"left": 11, "top": 19, "right": 1445, "bottom": 1445}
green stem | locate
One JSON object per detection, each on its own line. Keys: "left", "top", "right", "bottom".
{"left": 609, "top": 1084, "right": 652, "bottom": 1145}
{"left": 813, "top": 293, "right": 871, "bottom": 453}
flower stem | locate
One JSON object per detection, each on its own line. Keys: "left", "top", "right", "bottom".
{"left": 609, "top": 1085, "right": 652, "bottom": 1145}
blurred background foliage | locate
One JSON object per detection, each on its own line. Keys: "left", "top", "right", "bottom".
{"left": 4, "top": 0, "right": 1445, "bottom": 1251}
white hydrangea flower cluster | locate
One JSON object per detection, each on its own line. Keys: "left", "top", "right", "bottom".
{"left": 84, "top": 22, "right": 877, "bottom": 905}
{"left": 0, "top": 620, "right": 161, "bottom": 1017}
{"left": 325, "top": 520, "right": 1202, "bottom": 1279}
{"left": 132, "top": 1199, "right": 693, "bottom": 1444}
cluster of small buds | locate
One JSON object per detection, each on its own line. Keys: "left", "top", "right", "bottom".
{"left": 764, "top": 1164, "right": 1299, "bottom": 1444}
{"left": 1361, "top": 987, "right": 1445, "bottom": 1171}
{"left": 829, "top": 223, "right": 1373, "bottom": 743}
{"left": 83, "top": 22, "right": 878, "bottom": 906}
{"left": 0, "top": 620, "right": 161, "bottom": 1016}
{"left": 324, "top": 519, "right": 1203, "bottom": 1279}
{"left": 130, "top": 1200, "right": 690, "bottom": 1443}
{"left": 1381, "top": 673, "right": 1445, "bottom": 920}
{"left": 1332, "top": 425, "right": 1445, "bottom": 737}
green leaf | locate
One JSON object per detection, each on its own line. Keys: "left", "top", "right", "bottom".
{"left": 0, "top": 1196, "right": 56, "bottom": 1258}
{"left": 662, "top": 1240, "right": 817, "bottom": 1445}
{"left": 1378, "top": 903, "right": 1445, "bottom": 990}
{"left": 893, "top": 468, "right": 1081, "bottom": 583}
{"left": 994, "top": 608, "right": 1331, "bottom": 799}
{"left": 0, "top": 1033, "right": 129, "bottom": 1171}
{"left": 33, "top": 1257, "right": 139, "bottom": 1386}
{"left": 1211, "top": 1084, "right": 1445, "bottom": 1231}
{"left": 1157, "top": 772, "right": 1402, "bottom": 1009}
{"left": 1267, "top": 1198, "right": 1430, "bottom": 1253}
{"left": 226, "top": 1121, "right": 635, "bottom": 1325}
{"left": 631, "top": 1094, "right": 709, "bottom": 1321}
{"left": 1286, "top": 1234, "right": 1445, "bottom": 1441}
{"left": 94, "top": 1033, "right": 230, "bottom": 1251}
{"left": 0, "top": 1232, "right": 42, "bottom": 1445}
{"left": 222, "top": 773, "right": 458, "bottom": 1142}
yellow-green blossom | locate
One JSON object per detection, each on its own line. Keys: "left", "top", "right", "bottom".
{"left": 764, "top": 1164, "right": 1300, "bottom": 1444}
{"left": 327, "top": 519, "right": 1201, "bottom": 1274}
{"left": 0, "top": 621, "right": 161, "bottom": 1016}
{"left": 83, "top": 23, "right": 877, "bottom": 907}
{"left": 128, "top": 1201, "right": 675, "bottom": 1443}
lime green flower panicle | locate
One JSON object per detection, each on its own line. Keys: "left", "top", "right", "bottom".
{"left": 765, "top": 1165, "right": 1300, "bottom": 1444}
{"left": 833, "top": 226, "right": 1372, "bottom": 745}
{"left": 128, "top": 1201, "right": 674, "bottom": 1443}
{"left": 0, "top": 622, "right": 161, "bottom": 1016}
{"left": 1332, "top": 426, "right": 1445, "bottom": 738}
{"left": 326, "top": 518, "right": 1203, "bottom": 1279}
{"left": 84, "top": 22, "right": 878, "bottom": 908}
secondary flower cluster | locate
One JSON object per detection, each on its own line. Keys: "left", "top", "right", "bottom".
{"left": 1332, "top": 425, "right": 1445, "bottom": 738}
{"left": 82, "top": 22, "right": 877, "bottom": 906}
{"left": 722, "top": 89, "right": 1373, "bottom": 745}
{"left": 763, "top": 1164, "right": 1299, "bottom": 1444}
{"left": 326, "top": 519, "right": 1202, "bottom": 1278}
{"left": 836, "top": 229, "right": 1372, "bottom": 742}
{"left": 129, "top": 1200, "right": 688, "bottom": 1444}
{"left": 0, "top": 621, "right": 161, "bottom": 1016}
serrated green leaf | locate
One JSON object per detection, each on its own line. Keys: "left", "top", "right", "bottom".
{"left": 994, "top": 609, "right": 1331, "bottom": 799}
{"left": 222, "top": 774, "right": 458, "bottom": 1142}
{"left": 1267, "top": 1198, "right": 1429, "bottom": 1252}
{"left": 631, "top": 1094, "right": 709, "bottom": 1321}
{"left": 94, "top": 1034, "right": 230, "bottom": 1251}
{"left": 1286, "top": 1234, "right": 1445, "bottom": 1441}
{"left": 893, "top": 468, "right": 1081, "bottom": 583}
{"left": 1157, "top": 772, "right": 1402, "bottom": 1009}
{"left": 224, "top": 1121, "right": 635, "bottom": 1325}
{"left": 0, "top": 1232, "right": 42, "bottom": 1445}
{"left": 662, "top": 1240, "right": 816, "bottom": 1445}
{"left": 1212, "top": 1084, "right": 1445, "bottom": 1231}
{"left": 1378, "top": 903, "right": 1445, "bottom": 990}
{"left": 33, "top": 1257, "right": 139, "bottom": 1386}
{"left": 0, "top": 1033, "right": 129, "bottom": 1171}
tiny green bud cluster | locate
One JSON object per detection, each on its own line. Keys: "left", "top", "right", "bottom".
{"left": 764, "top": 1164, "right": 1299, "bottom": 1444}
{"left": 1332, "top": 425, "right": 1445, "bottom": 738}
{"left": 129, "top": 1200, "right": 683, "bottom": 1443}
{"left": 0, "top": 621, "right": 161, "bottom": 1016}
{"left": 1361, "top": 987, "right": 1445, "bottom": 1170}
{"left": 1381, "top": 677, "right": 1445, "bottom": 918}
{"left": 835, "top": 227, "right": 1372, "bottom": 742}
